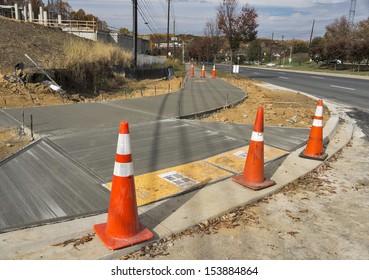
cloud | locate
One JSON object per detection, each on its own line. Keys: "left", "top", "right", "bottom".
{"left": 65, "top": 0, "right": 368, "bottom": 40}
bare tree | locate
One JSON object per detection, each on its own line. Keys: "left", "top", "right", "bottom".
{"left": 217, "top": 0, "right": 258, "bottom": 66}
{"left": 204, "top": 18, "right": 223, "bottom": 63}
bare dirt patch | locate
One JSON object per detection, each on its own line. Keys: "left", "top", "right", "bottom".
{"left": 0, "top": 74, "right": 184, "bottom": 109}
{"left": 203, "top": 76, "right": 329, "bottom": 128}
{"left": 0, "top": 127, "right": 30, "bottom": 161}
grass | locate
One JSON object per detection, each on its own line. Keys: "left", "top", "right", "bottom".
{"left": 61, "top": 40, "right": 132, "bottom": 94}
{"left": 63, "top": 40, "right": 131, "bottom": 67}
{"left": 283, "top": 61, "right": 369, "bottom": 76}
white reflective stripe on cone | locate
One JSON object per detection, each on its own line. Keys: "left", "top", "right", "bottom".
{"left": 251, "top": 131, "right": 264, "bottom": 142}
{"left": 312, "top": 119, "right": 323, "bottom": 127}
{"left": 113, "top": 162, "right": 134, "bottom": 177}
{"left": 116, "top": 134, "right": 131, "bottom": 155}
{"left": 315, "top": 106, "right": 323, "bottom": 117}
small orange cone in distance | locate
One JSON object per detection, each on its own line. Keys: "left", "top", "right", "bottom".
{"left": 190, "top": 64, "right": 194, "bottom": 77}
{"left": 93, "top": 122, "right": 153, "bottom": 250}
{"left": 232, "top": 107, "right": 276, "bottom": 190}
{"left": 200, "top": 64, "right": 206, "bottom": 78}
{"left": 299, "top": 99, "right": 328, "bottom": 161}
{"left": 212, "top": 64, "right": 216, "bottom": 78}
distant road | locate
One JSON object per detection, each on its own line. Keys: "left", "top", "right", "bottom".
{"left": 218, "top": 65, "right": 369, "bottom": 112}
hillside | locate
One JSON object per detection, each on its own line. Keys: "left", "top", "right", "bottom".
{"left": 0, "top": 16, "right": 80, "bottom": 73}
{"left": 0, "top": 16, "right": 184, "bottom": 109}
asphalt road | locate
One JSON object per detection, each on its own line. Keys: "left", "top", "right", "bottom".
{"left": 219, "top": 65, "right": 369, "bottom": 112}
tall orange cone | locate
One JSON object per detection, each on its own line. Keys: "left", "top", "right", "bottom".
{"left": 190, "top": 64, "right": 194, "bottom": 77}
{"left": 232, "top": 107, "right": 276, "bottom": 190}
{"left": 299, "top": 99, "right": 328, "bottom": 161}
{"left": 93, "top": 122, "right": 153, "bottom": 250}
{"left": 200, "top": 64, "right": 206, "bottom": 78}
{"left": 212, "top": 64, "right": 216, "bottom": 78}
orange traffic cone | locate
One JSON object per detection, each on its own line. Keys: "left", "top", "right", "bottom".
{"left": 232, "top": 107, "right": 276, "bottom": 190}
{"left": 212, "top": 64, "right": 216, "bottom": 78}
{"left": 93, "top": 122, "right": 153, "bottom": 250}
{"left": 200, "top": 64, "right": 206, "bottom": 78}
{"left": 299, "top": 100, "right": 328, "bottom": 161}
{"left": 190, "top": 64, "right": 194, "bottom": 77}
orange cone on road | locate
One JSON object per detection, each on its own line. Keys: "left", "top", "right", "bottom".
{"left": 200, "top": 64, "right": 206, "bottom": 78}
{"left": 93, "top": 122, "right": 153, "bottom": 250}
{"left": 299, "top": 99, "right": 328, "bottom": 161}
{"left": 232, "top": 107, "right": 276, "bottom": 190}
{"left": 212, "top": 64, "right": 216, "bottom": 78}
{"left": 190, "top": 64, "right": 194, "bottom": 77}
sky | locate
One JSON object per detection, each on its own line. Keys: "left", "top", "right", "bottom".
{"left": 64, "top": 1, "right": 369, "bottom": 40}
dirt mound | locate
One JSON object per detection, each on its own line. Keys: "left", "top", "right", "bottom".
{"left": 0, "top": 16, "right": 79, "bottom": 73}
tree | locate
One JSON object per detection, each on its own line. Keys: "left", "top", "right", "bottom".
{"left": 247, "top": 39, "right": 261, "bottom": 62}
{"left": 289, "top": 39, "right": 308, "bottom": 54}
{"left": 217, "top": 0, "right": 258, "bottom": 65}
{"left": 119, "top": 27, "right": 130, "bottom": 35}
{"left": 69, "top": 7, "right": 108, "bottom": 30}
{"left": 204, "top": 18, "right": 223, "bottom": 63}
{"left": 353, "top": 18, "right": 369, "bottom": 65}
{"left": 187, "top": 36, "right": 210, "bottom": 62}
{"left": 324, "top": 16, "right": 351, "bottom": 63}
{"left": 325, "top": 38, "right": 347, "bottom": 63}
{"left": 309, "top": 37, "right": 326, "bottom": 64}
{"left": 325, "top": 16, "right": 351, "bottom": 40}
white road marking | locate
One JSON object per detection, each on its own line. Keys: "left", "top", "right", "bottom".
{"left": 310, "top": 76, "right": 325, "bottom": 79}
{"left": 330, "top": 85, "right": 356, "bottom": 91}
{"left": 279, "top": 76, "right": 289, "bottom": 80}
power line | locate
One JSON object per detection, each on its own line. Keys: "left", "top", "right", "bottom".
{"left": 138, "top": 0, "right": 169, "bottom": 34}
{"left": 137, "top": 5, "right": 157, "bottom": 34}
{"left": 140, "top": 0, "right": 164, "bottom": 32}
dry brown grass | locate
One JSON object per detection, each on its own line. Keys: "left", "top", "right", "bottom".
{"left": 61, "top": 40, "right": 132, "bottom": 94}
{"left": 63, "top": 40, "right": 131, "bottom": 67}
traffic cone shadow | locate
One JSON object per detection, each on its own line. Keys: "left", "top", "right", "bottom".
{"left": 94, "top": 122, "right": 153, "bottom": 250}
{"left": 232, "top": 107, "right": 276, "bottom": 190}
{"left": 299, "top": 99, "right": 328, "bottom": 161}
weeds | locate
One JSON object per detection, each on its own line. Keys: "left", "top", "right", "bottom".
{"left": 61, "top": 40, "right": 131, "bottom": 94}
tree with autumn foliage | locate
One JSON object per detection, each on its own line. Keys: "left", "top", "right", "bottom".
{"left": 216, "top": 0, "right": 258, "bottom": 64}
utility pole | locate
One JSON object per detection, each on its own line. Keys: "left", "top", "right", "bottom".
{"left": 167, "top": 0, "right": 171, "bottom": 58}
{"left": 132, "top": 0, "right": 137, "bottom": 68}
{"left": 173, "top": 19, "right": 176, "bottom": 59}
{"left": 309, "top": 20, "right": 315, "bottom": 48}
{"left": 269, "top": 32, "right": 274, "bottom": 63}
{"left": 59, "top": 0, "right": 62, "bottom": 15}
{"left": 289, "top": 45, "right": 293, "bottom": 67}
{"left": 282, "top": 35, "right": 285, "bottom": 67}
